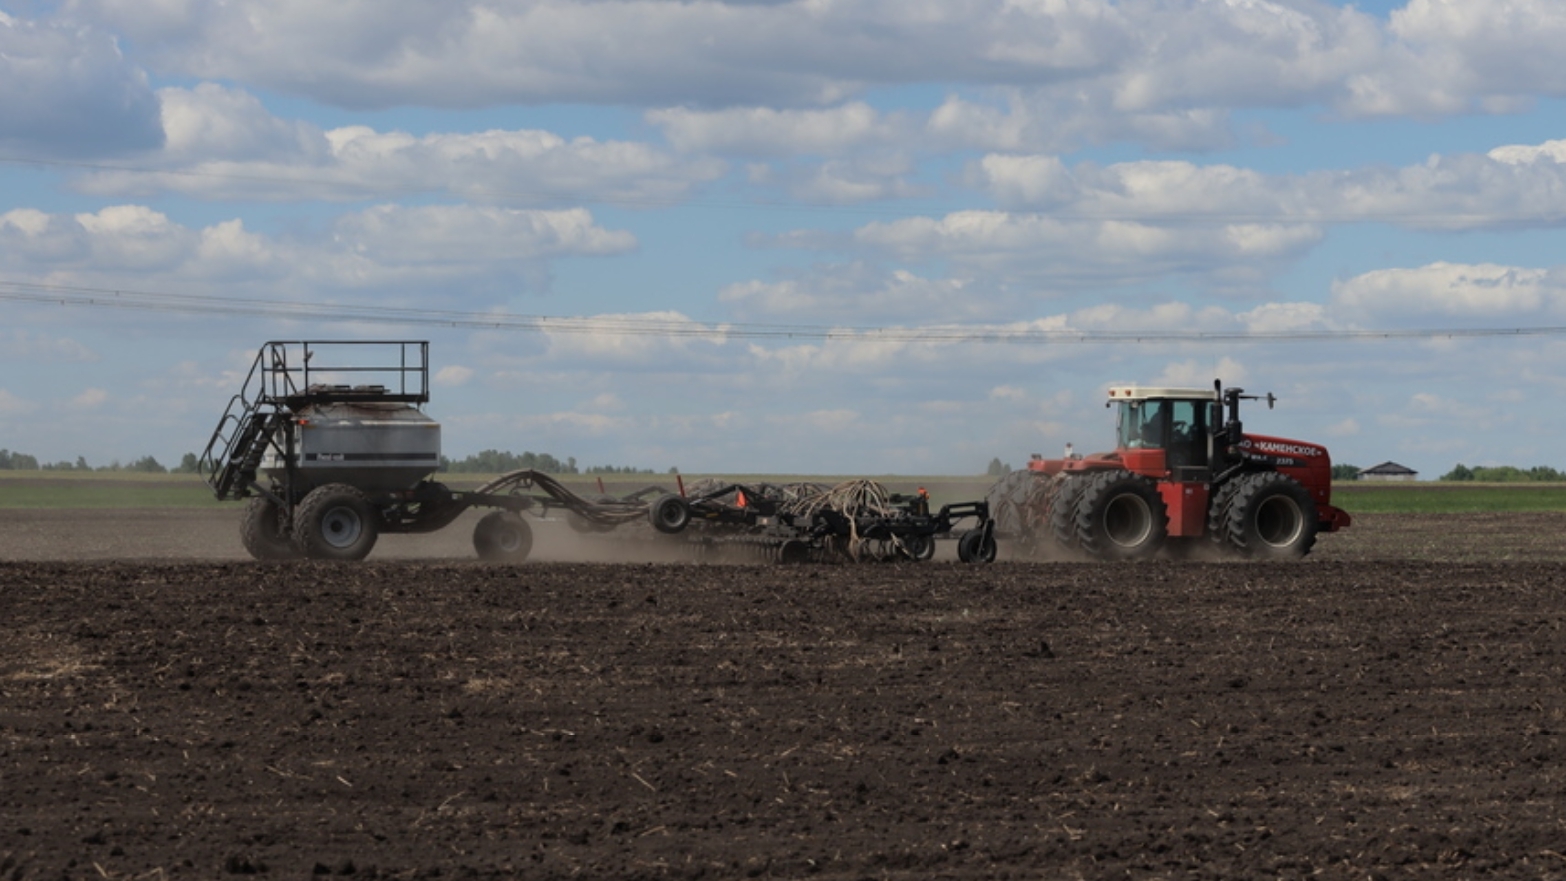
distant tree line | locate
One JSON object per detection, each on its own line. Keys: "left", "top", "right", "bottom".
{"left": 0, "top": 449, "right": 200, "bottom": 474}
{"left": 438, "top": 449, "right": 660, "bottom": 475}
{"left": 2, "top": 447, "right": 660, "bottom": 477}
{"left": 1441, "top": 464, "right": 1566, "bottom": 482}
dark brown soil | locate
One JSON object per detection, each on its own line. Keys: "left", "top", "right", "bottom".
{"left": 4, "top": 513, "right": 1566, "bottom": 879}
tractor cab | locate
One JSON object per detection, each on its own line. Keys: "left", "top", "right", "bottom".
{"left": 1106, "top": 385, "right": 1220, "bottom": 479}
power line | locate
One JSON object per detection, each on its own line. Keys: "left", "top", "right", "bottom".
{"left": 2, "top": 278, "right": 1559, "bottom": 345}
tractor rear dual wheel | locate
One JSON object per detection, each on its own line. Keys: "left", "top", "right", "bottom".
{"left": 1047, "top": 474, "right": 1089, "bottom": 549}
{"left": 1073, "top": 471, "right": 1168, "bottom": 561}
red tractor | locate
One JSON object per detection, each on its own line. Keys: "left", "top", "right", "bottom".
{"left": 987, "top": 381, "right": 1351, "bottom": 560}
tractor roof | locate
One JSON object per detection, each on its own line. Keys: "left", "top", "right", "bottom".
{"left": 1106, "top": 385, "right": 1219, "bottom": 402}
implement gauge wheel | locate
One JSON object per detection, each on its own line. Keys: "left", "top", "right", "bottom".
{"left": 648, "top": 493, "right": 691, "bottom": 534}
{"left": 240, "top": 495, "right": 301, "bottom": 561}
{"left": 292, "top": 483, "right": 379, "bottom": 562}
{"left": 473, "top": 511, "right": 533, "bottom": 563}
{"left": 956, "top": 528, "right": 998, "bottom": 563}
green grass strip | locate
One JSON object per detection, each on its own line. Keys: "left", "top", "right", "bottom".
{"left": 1332, "top": 483, "right": 1566, "bottom": 513}
{"left": 7, "top": 469, "right": 1566, "bottom": 513}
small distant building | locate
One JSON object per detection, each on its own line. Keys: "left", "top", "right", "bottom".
{"left": 1358, "top": 461, "right": 1418, "bottom": 482}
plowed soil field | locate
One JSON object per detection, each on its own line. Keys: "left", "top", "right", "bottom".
{"left": 5, "top": 509, "right": 1566, "bottom": 879}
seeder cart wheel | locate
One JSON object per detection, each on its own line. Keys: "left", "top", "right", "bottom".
{"left": 648, "top": 493, "right": 692, "bottom": 534}
{"left": 473, "top": 511, "right": 533, "bottom": 563}
{"left": 292, "top": 484, "right": 379, "bottom": 562}
{"left": 240, "top": 495, "right": 301, "bottom": 561}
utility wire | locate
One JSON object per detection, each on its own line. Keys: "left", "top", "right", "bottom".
{"left": 1, "top": 277, "right": 1560, "bottom": 345}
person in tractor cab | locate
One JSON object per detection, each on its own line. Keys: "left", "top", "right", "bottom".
{"left": 1139, "top": 410, "right": 1164, "bottom": 448}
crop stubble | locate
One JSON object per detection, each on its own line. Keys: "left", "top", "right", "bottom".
{"left": 3, "top": 510, "right": 1566, "bottom": 879}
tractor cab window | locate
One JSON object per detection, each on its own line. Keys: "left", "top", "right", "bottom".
{"left": 1166, "top": 399, "right": 1209, "bottom": 468}
{"left": 1117, "top": 400, "right": 1169, "bottom": 449}
{"left": 1118, "top": 398, "right": 1211, "bottom": 466}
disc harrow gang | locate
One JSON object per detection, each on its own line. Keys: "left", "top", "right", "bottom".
{"left": 477, "top": 473, "right": 996, "bottom": 565}
{"left": 653, "top": 478, "right": 994, "bottom": 565}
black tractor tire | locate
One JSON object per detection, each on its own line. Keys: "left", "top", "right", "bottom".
{"left": 983, "top": 468, "right": 1034, "bottom": 537}
{"left": 956, "top": 528, "right": 998, "bottom": 563}
{"left": 473, "top": 511, "right": 533, "bottom": 563}
{"left": 1047, "top": 474, "right": 1090, "bottom": 549}
{"left": 1206, "top": 479, "right": 1245, "bottom": 550}
{"left": 648, "top": 493, "right": 692, "bottom": 534}
{"left": 1223, "top": 472, "right": 1319, "bottom": 559}
{"left": 1073, "top": 471, "right": 1168, "bottom": 560}
{"left": 239, "top": 495, "right": 301, "bottom": 561}
{"left": 292, "top": 484, "right": 380, "bottom": 562}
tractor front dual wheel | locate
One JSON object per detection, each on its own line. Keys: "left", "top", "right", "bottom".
{"left": 292, "top": 484, "right": 380, "bottom": 562}
{"left": 1222, "top": 472, "right": 1318, "bottom": 559}
{"left": 1206, "top": 480, "right": 1245, "bottom": 551}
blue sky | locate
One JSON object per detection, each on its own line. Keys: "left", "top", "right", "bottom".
{"left": 5, "top": 0, "right": 1566, "bottom": 477}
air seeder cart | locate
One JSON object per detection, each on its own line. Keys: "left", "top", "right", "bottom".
{"left": 198, "top": 340, "right": 650, "bottom": 562}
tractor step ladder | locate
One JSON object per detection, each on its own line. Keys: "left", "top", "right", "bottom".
{"left": 203, "top": 408, "right": 282, "bottom": 501}
{"left": 198, "top": 343, "right": 296, "bottom": 501}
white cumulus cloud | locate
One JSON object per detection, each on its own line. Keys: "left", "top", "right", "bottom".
{"left": 71, "top": 85, "right": 725, "bottom": 204}
{"left": 1331, "top": 262, "right": 1562, "bottom": 323}
{"left": 0, "top": 12, "right": 163, "bottom": 155}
